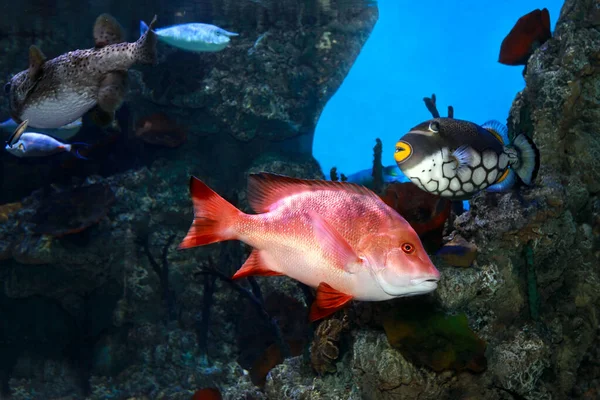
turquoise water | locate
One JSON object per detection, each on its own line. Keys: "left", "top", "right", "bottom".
{"left": 313, "top": 0, "right": 563, "bottom": 177}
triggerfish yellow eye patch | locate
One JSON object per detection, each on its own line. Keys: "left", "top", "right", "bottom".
{"left": 394, "top": 141, "right": 412, "bottom": 164}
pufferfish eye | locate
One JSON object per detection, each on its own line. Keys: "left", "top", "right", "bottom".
{"left": 428, "top": 120, "right": 440, "bottom": 133}
{"left": 3, "top": 82, "right": 11, "bottom": 94}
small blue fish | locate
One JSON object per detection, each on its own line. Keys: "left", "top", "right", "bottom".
{"left": 4, "top": 120, "right": 89, "bottom": 159}
{"left": 140, "top": 20, "right": 238, "bottom": 53}
{"left": 345, "top": 165, "right": 409, "bottom": 186}
{"left": 0, "top": 117, "right": 82, "bottom": 141}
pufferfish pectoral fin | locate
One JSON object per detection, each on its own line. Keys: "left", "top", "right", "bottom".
{"left": 98, "top": 71, "right": 129, "bottom": 113}
{"left": 94, "top": 13, "right": 126, "bottom": 48}
{"left": 28, "top": 45, "right": 46, "bottom": 81}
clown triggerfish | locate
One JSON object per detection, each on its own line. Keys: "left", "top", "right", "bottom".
{"left": 394, "top": 118, "right": 540, "bottom": 200}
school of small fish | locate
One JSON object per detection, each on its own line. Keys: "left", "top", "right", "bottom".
{"left": 0, "top": 6, "right": 548, "bottom": 326}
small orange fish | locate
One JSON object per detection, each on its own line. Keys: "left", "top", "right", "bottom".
{"left": 499, "top": 8, "right": 552, "bottom": 66}
{"left": 179, "top": 173, "right": 440, "bottom": 321}
{"left": 191, "top": 388, "right": 222, "bottom": 400}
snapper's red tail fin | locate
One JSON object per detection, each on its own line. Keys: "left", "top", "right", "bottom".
{"left": 178, "top": 176, "right": 242, "bottom": 250}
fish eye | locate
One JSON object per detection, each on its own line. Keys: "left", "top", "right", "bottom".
{"left": 3, "top": 82, "right": 10, "bottom": 94}
{"left": 18, "top": 143, "right": 24, "bottom": 151}
{"left": 401, "top": 243, "right": 415, "bottom": 254}
{"left": 428, "top": 121, "right": 440, "bottom": 133}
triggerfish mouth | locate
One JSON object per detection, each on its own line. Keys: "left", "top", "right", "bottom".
{"left": 4, "top": 119, "right": 89, "bottom": 159}
{"left": 5, "top": 13, "right": 158, "bottom": 129}
{"left": 140, "top": 20, "right": 238, "bottom": 53}
{"left": 394, "top": 118, "right": 540, "bottom": 200}
{"left": 178, "top": 173, "right": 441, "bottom": 321}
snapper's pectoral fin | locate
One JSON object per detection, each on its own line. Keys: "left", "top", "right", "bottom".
{"left": 232, "top": 250, "right": 284, "bottom": 279}
{"left": 94, "top": 13, "right": 126, "bottom": 48}
{"left": 28, "top": 46, "right": 46, "bottom": 81}
{"left": 310, "top": 282, "right": 353, "bottom": 322}
{"left": 308, "top": 210, "right": 362, "bottom": 274}
{"left": 98, "top": 71, "right": 128, "bottom": 113}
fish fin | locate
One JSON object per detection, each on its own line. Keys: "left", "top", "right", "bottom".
{"left": 69, "top": 142, "right": 91, "bottom": 160}
{"left": 510, "top": 134, "right": 540, "bottom": 185}
{"left": 98, "top": 71, "right": 128, "bottom": 113}
{"left": 481, "top": 120, "right": 510, "bottom": 144}
{"left": 247, "top": 172, "right": 379, "bottom": 213}
{"left": 135, "top": 15, "right": 158, "bottom": 64}
{"left": 308, "top": 210, "right": 362, "bottom": 274}
{"left": 93, "top": 13, "right": 126, "bottom": 48}
{"left": 178, "top": 176, "right": 243, "bottom": 250}
{"left": 232, "top": 250, "right": 284, "bottom": 279}
{"left": 139, "top": 20, "right": 149, "bottom": 37}
{"left": 451, "top": 145, "right": 472, "bottom": 174}
{"left": 7, "top": 119, "right": 28, "bottom": 146}
{"left": 309, "top": 282, "right": 353, "bottom": 322}
{"left": 28, "top": 45, "right": 46, "bottom": 81}
{"left": 88, "top": 106, "right": 115, "bottom": 127}
{"left": 487, "top": 169, "right": 517, "bottom": 192}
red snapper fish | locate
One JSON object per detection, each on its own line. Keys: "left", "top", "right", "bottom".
{"left": 178, "top": 173, "right": 441, "bottom": 321}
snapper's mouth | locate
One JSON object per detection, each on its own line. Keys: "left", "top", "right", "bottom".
{"left": 411, "top": 278, "right": 439, "bottom": 290}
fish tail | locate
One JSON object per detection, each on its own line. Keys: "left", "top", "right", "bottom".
{"left": 139, "top": 20, "right": 149, "bottom": 37}
{"left": 178, "top": 176, "right": 243, "bottom": 250}
{"left": 135, "top": 15, "right": 158, "bottom": 64}
{"left": 510, "top": 133, "right": 540, "bottom": 185}
{"left": 70, "top": 142, "right": 91, "bottom": 160}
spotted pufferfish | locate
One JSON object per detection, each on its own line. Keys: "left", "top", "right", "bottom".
{"left": 393, "top": 118, "right": 540, "bottom": 200}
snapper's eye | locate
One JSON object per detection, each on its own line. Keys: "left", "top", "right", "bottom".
{"left": 401, "top": 243, "right": 415, "bottom": 254}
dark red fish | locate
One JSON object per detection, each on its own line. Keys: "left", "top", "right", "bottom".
{"left": 498, "top": 8, "right": 551, "bottom": 66}
{"left": 191, "top": 388, "right": 222, "bottom": 400}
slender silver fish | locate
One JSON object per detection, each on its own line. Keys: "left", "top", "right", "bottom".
{"left": 4, "top": 120, "right": 89, "bottom": 159}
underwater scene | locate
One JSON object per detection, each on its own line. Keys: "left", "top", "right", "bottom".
{"left": 0, "top": 0, "right": 598, "bottom": 399}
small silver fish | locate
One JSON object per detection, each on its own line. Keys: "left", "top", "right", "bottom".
{"left": 5, "top": 14, "right": 158, "bottom": 129}
{"left": 140, "top": 20, "right": 238, "bottom": 53}
{"left": 4, "top": 120, "right": 89, "bottom": 159}
{"left": 0, "top": 117, "right": 82, "bottom": 141}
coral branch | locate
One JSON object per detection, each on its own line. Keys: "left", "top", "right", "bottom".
{"left": 423, "top": 93, "right": 455, "bottom": 118}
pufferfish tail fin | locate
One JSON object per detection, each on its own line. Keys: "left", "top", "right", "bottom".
{"left": 511, "top": 134, "right": 540, "bottom": 185}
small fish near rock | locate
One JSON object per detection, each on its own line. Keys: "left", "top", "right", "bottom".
{"left": 140, "top": 20, "right": 238, "bottom": 53}
{"left": 499, "top": 8, "right": 552, "bottom": 66}
{"left": 4, "top": 119, "right": 89, "bottom": 159}
{"left": 394, "top": 118, "right": 540, "bottom": 200}
{"left": 30, "top": 183, "right": 116, "bottom": 237}
{"left": 134, "top": 112, "right": 187, "bottom": 148}
{"left": 5, "top": 13, "right": 158, "bottom": 129}
{"left": 436, "top": 234, "right": 478, "bottom": 267}
{"left": 178, "top": 173, "right": 441, "bottom": 322}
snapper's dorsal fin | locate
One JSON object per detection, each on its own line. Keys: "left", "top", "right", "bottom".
{"left": 28, "top": 45, "right": 46, "bottom": 81}
{"left": 481, "top": 120, "right": 510, "bottom": 144}
{"left": 94, "top": 13, "right": 125, "bottom": 48}
{"left": 247, "top": 172, "right": 380, "bottom": 213}
{"left": 7, "top": 119, "right": 28, "bottom": 146}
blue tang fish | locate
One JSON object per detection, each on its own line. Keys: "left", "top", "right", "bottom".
{"left": 140, "top": 20, "right": 238, "bottom": 53}
{"left": 0, "top": 117, "right": 82, "bottom": 141}
{"left": 4, "top": 119, "right": 89, "bottom": 159}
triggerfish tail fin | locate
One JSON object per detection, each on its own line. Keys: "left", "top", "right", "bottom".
{"left": 140, "top": 20, "right": 149, "bottom": 37}
{"left": 309, "top": 282, "right": 353, "bottom": 322}
{"left": 511, "top": 134, "right": 540, "bottom": 185}
{"left": 487, "top": 169, "right": 517, "bottom": 192}
{"left": 70, "top": 142, "right": 91, "bottom": 160}
{"left": 135, "top": 15, "right": 158, "bottom": 64}
{"left": 178, "top": 176, "right": 242, "bottom": 250}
